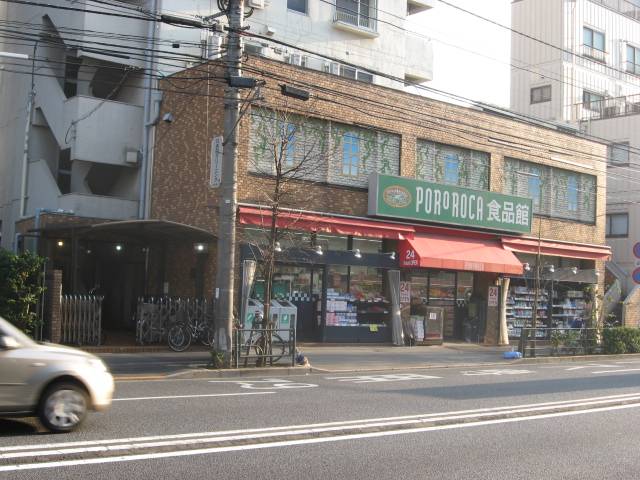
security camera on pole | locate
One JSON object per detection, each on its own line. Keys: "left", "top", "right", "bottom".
{"left": 215, "top": 0, "right": 245, "bottom": 366}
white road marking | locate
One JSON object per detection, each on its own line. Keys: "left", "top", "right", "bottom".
{"left": 593, "top": 368, "right": 640, "bottom": 374}
{"left": 325, "top": 373, "right": 441, "bottom": 383}
{"left": 565, "top": 364, "right": 619, "bottom": 371}
{"left": 207, "top": 378, "right": 318, "bottom": 389}
{"left": 2, "top": 401, "right": 640, "bottom": 472}
{"left": 4, "top": 392, "right": 640, "bottom": 458}
{"left": 461, "top": 369, "right": 532, "bottom": 376}
{"left": 113, "top": 392, "right": 275, "bottom": 402}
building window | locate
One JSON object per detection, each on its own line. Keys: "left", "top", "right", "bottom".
{"left": 284, "top": 123, "right": 296, "bottom": 167}
{"left": 504, "top": 158, "right": 596, "bottom": 223}
{"left": 606, "top": 213, "right": 628, "bottom": 237}
{"left": 443, "top": 153, "right": 459, "bottom": 185}
{"left": 609, "top": 142, "right": 630, "bottom": 165}
{"left": 530, "top": 85, "right": 551, "bottom": 104}
{"left": 527, "top": 168, "right": 542, "bottom": 208}
{"left": 416, "top": 141, "right": 490, "bottom": 190}
{"left": 626, "top": 45, "right": 640, "bottom": 74}
{"left": 342, "top": 132, "right": 360, "bottom": 176}
{"left": 335, "top": 0, "right": 377, "bottom": 30}
{"left": 57, "top": 149, "right": 72, "bottom": 194}
{"left": 340, "top": 65, "right": 374, "bottom": 83}
{"left": 567, "top": 175, "right": 578, "bottom": 211}
{"left": 583, "top": 90, "right": 604, "bottom": 112}
{"left": 287, "top": 0, "right": 307, "bottom": 13}
{"left": 583, "top": 26, "right": 605, "bottom": 61}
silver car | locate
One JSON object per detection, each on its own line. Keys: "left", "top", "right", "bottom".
{"left": 0, "top": 316, "right": 114, "bottom": 432}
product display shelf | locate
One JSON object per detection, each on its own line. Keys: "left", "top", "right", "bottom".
{"left": 507, "top": 286, "right": 549, "bottom": 339}
{"left": 551, "top": 290, "right": 586, "bottom": 329}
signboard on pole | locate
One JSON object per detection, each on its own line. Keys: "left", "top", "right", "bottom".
{"left": 488, "top": 286, "right": 499, "bottom": 307}
{"left": 368, "top": 173, "right": 532, "bottom": 234}
{"left": 210, "top": 136, "right": 223, "bottom": 188}
{"left": 400, "top": 281, "right": 411, "bottom": 304}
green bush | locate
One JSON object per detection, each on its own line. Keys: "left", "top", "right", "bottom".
{"left": 602, "top": 328, "right": 640, "bottom": 355}
{"left": 0, "top": 249, "right": 46, "bottom": 334}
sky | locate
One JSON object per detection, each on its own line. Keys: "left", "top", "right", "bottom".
{"left": 409, "top": 0, "right": 512, "bottom": 107}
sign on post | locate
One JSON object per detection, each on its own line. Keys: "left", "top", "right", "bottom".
{"left": 210, "top": 136, "right": 223, "bottom": 188}
{"left": 488, "top": 286, "right": 499, "bottom": 307}
{"left": 368, "top": 173, "right": 532, "bottom": 234}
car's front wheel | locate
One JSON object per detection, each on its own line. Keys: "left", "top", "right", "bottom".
{"left": 38, "top": 382, "right": 88, "bottom": 433}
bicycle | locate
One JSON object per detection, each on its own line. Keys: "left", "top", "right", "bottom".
{"left": 239, "top": 314, "right": 286, "bottom": 365}
{"left": 167, "top": 313, "right": 215, "bottom": 352}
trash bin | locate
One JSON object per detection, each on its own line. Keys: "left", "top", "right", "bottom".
{"left": 270, "top": 299, "right": 297, "bottom": 342}
{"left": 244, "top": 299, "right": 264, "bottom": 342}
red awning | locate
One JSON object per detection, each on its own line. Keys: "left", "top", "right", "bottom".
{"left": 238, "top": 206, "right": 414, "bottom": 240}
{"left": 399, "top": 234, "right": 523, "bottom": 275}
{"left": 501, "top": 237, "right": 611, "bottom": 261}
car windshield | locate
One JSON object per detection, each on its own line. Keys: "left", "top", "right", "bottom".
{"left": 0, "top": 317, "right": 36, "bottom": 347}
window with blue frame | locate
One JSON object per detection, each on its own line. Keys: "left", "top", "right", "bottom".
{"left": 567, "top": 175, "right": 578, "bottom": 211}
{"left": 284, "top": 123, "right": 296, "bottom": 166}
{"left": 443, "top": 153, "right": 459, "bottom": 184}
{"left": 527, "top": 169, "right": 541, "bottom": 207}
{"left": 342, "top": 132, "right": 360, "bottom": 176}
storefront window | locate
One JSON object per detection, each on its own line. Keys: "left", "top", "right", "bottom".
{"left": 352, "top": 238, "right": 382, "bottom": 254}
{"left": 409, "top": 273, "right": 429, "bottom": 317}
{"left": 429, "top": 271, "right": 456, "bottom": 301}
{"left": 251, "top": 265, "right": 312, "bottom": 301}
{"left": 350, "top": 266, "right": 384, "bottom": 301}
{"left": 457, "top": 272, "right": 473, "bottom": 301}
{"left": 315, "top": 234, "right": 348, "bottom": 251}
{"left": 327, "top": 265, "right": 349, "bottom": 297}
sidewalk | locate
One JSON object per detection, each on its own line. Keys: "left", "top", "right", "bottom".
{"left": 98, "top": 343, "right": 515, "bottom": 378}
{"left": 300, "top": 343, "right": 514, "bottom": 372}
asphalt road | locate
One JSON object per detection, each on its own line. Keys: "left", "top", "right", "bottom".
{"left": 3, "top": 359, "right": 640, "bottom": 478}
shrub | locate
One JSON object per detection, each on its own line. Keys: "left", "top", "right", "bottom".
{"left": 0, "top": 249, "right": 46, "bottom": 334}
{"left": 602, "top": 327, "right": 640, "bottom": 355}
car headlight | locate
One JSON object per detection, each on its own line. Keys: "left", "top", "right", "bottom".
{"left": 86, "top": 357, "right": 108, "bottom": 372}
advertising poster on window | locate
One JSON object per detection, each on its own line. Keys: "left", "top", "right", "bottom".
{"left": 400, "top": 281, "right": 411, "bottom": 304}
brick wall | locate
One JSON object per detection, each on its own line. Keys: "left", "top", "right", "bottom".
{"left": 151, "top": 56, "right": 608, "bottom": 296}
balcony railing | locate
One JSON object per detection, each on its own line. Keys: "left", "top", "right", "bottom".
{"left": 333, "top": 4, "right": 377, "bottom": 33}
{"left": 582, "top": 44, "right": 607, "bottom": 63}
{"left": 572, "top": 92, "right": 640, "bottom": 121}
{"left": 590, "top": 0, "right": 640, "bottom": 22}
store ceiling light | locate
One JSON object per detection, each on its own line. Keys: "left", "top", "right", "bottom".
{"left": 315, "top": 245, "right": 323, "bottom": 255}
{"left": 57, "top": 240, "right": 64, "bottom": 247}
{"left": 571, "top": 267, "right": 578, "bottom": 275}
{"left": 354, "top": 249, "right": 362, "bottom": 259}
{"left": 115, "top": 244, "right": 123, "bottom": 252}
{"left": 274, "top": 241, "right": 282, "bottom": 252}
{"left": 523, "top": 263, "right": 531, "bottom": 272}
{"left": 389, "top": 251, "right": 396, "bottom": 260}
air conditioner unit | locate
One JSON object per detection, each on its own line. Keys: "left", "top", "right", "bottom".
{"left": 205, "top": 34, "right": 223, "bottom": 59}
{"left": 248, "top": 0, "right": 265, "bottom": 8}
{"left": 245, "top": 43, "right": 266, "bottom": 56}
{"left": 125, "top": 150, "right": 140, "bottom": 166}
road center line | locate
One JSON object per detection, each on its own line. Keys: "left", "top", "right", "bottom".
{"left": 112, "top": 392, "right": 276, "bottom": 402}
{"left": 2, "top": 402, "right": 640, "bottom": 472}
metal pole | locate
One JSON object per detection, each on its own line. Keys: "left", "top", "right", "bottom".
{"left": 215, "top": 0, "right": 244, "bottom": 365}
{"left": 139, "top": 0, "right": 159, "bottom": 219}
{"left": 19, "top": 42, "right": 37, "bottom": 226}
{"left": 530, "top": 217, "right": 542, "bottom": 358}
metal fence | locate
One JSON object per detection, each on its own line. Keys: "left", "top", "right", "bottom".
{"left": 520, "top": 327, "right": 602, "bottom": 358}
{"left": 61, "top": 295, "right": 104, "bottom": 346}
{"left": 136, "top": 296, "right": 214, "bottom": 345}
{"left": 233, "top": 326, "right": 296, "bottom": 368}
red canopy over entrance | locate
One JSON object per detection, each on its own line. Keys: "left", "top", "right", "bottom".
{"left": 501, "top": 237, "right": 611, "bottom": 261}
{"left": 238, "top": 206, "right": 414, "bottom": 240}
{"left": 399, "top": 234, "right": 523, "bottom": 275}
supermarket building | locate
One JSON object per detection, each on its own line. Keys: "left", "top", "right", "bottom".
{"left": 144, "top": 55, "right": 611, "bottom": 345}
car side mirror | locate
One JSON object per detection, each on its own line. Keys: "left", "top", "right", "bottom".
{"left": 0, "top": 336, "right": 19, "bottom": 349}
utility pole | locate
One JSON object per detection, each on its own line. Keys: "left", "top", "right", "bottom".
{"left": 215, "top": 0, "right": 245, "bottom": 365}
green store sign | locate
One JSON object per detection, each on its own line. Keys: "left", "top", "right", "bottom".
{"left": 368, "top": 174, "right": 532, "bottom": 234}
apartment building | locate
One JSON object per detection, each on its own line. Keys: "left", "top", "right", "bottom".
{"left": 0, "top": 0, "right": 435, "bottom": 253}
{"left": 511, "top": 0, "right": 640, "bottom": 315}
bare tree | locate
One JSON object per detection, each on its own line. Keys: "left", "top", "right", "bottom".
{"left": 245, "top": 103, "right": 333, "bottom": 362}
